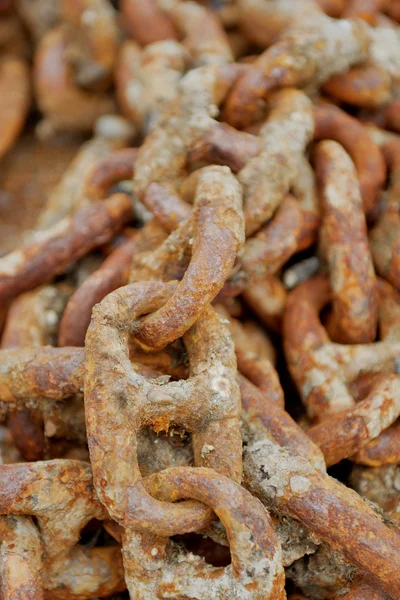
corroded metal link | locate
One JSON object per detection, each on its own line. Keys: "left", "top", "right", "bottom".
{"left": 314, "top": 103, "right": 386, "bottom": 214}
{"left": 188, "top": 121, "right": 261, "bottom": 173}
{"left": 283, "top": 276, "right": 400, "bottom": 420}
{"left": 61, "top": 0, "right": 119, "bottom": 90}
{"left": 118, "top": 0, "right": 235, "bottom": 134}
{"left": 85, "top": 281, "right": 242, "bottom": 534}
{"left": 158, "top": 0, "right": 233, "bottom": 66}
{"left": 131, "top": 165, "right": 244, "bottom": 350}
{"left": 122, "top": 0, "right": 232, "bottom": 66}
{"left": 0, "top": 461, "right": 107, "bottom": 549}
{"left": 188, "top": 91, "right": 317, "bottom": 288}
{"left": 123, "top": 467, "right": 285, "bottom": 599}
{"left": 58, "top": 220, "right": 166, "bottom": 347}
{"left": 238, "top": 89, "right": 314, "bottom": 237}
{"left": 56, "top": 144, "right": 168, "bottom": 347}
{"left": 132, "top": 63, "right": 249, "bottom": 231}
{"left": 314, "top": 139, "right": 378, "bottom": 343}
{"left": 223, "top": 12, "right": 370, "bottom": 128}
{"left": 243, "top": 417, "right": 400, "bottom": 597}
{"left": 348, "top": 278, "right": 400, "bottom": 466}
{"left": 0, "top": 353, "right": 311, "bottom": 593}
{"left": 34, "top": 26, "right": 115, "bottom": 134}
{"left": 307, "top": 374, "right": 400, "bottom": 466}
{"left": 84, "top": 147, "right": 139, "bottom": 200}
{"left": 0, "top": 193, "right": 133, "bottom": 304}
{"left": 240, "top": 190, "right": 319, "bottom": 285}
{"left": 58, "top": 237, "right": 137, "bottom": 347}
{"left": 2, "top": 284, "right": 71, "bottom": 460}
{"left": 115, "top": 39, "right": 188, "bottom": 132}
{"left": 0, "top": 347, "right": 84, "bottom": 404}
{"left": 0, "top": 515, "right": 43, "bottom": 600}
{"left": 323, "top": 64, "right": 392, "bottom": 108}
{"left": 0, "top": 460, "right": 126, "bottom": 598}
{"left": 3, "top": 3, "right": 400, "bottom": 597}
{"left": 0, "top": 345, "right": 186, "bottom": 406}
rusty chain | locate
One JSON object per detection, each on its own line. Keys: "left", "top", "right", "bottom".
{"left": 1, "top": 1, "right": 400, "bottom": 598}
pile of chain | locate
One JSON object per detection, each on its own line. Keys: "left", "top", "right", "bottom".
{"left": 1, "top": 0, "right": 400, "bottom": 598}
